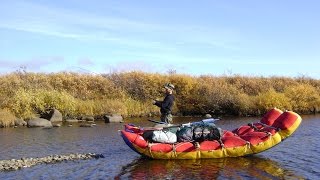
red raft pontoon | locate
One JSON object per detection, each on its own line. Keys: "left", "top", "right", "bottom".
{"left": 120, "top": 108, "right": 302, "bottom": 159}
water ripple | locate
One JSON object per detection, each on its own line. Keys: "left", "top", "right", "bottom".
{"left": 0, "top": 115, "right": 319, "bottom": 179}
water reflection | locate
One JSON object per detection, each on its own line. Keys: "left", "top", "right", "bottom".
{"left": 115, "top": 155, "right": 304, "bottom": 179}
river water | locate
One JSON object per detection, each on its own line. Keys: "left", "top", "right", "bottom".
{"left": 0, "top": 114, "right": 319, "bottom": 179}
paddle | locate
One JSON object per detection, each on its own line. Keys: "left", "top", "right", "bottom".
{"left": 148, "top": 119, "right": 167, "bottom": 124}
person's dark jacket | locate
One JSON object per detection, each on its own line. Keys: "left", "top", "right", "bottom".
{"left": 154, "top": 94, "right": 174, "bottom": 115}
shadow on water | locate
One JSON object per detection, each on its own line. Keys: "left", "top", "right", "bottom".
{"left": 115, "top": 155, "right": 304, "bottom": 180}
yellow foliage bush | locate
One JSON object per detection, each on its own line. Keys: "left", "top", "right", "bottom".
{"left": 169, "top": 74, "right": 198, "bottom": 115}
{"left": 7, "top": 88, "right": 77, "bottom": 119}
{"left": 1, "top": 71, "right": 320, "bottom": 119}
{"left": 255, "top": 89, "right": 292, "bottom": 114}
{"left": 0, "top": 109, "right": 16, "bottom": 127}
{"left": 233, "top": 93, "right": 257, "bottom": 116}
{"left": 8, "top": 88, "right": 36, "bottom": 119}
{"left": 105, "top": 71, "right": 164, "bottom": 101}
{"left": 74, "top": 98, "right": 128, "bottom": 117}
{"left": 223, "top": 75, "right": 273, "bottom": 95}
{"left": 284, "top": 84, "right": 320, "bottom": 113}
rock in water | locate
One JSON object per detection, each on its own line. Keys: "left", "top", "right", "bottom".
{"left": 104, "top": 114, "right": 123, "bottom": 123}
{"left": 27, "top": 118, "right": 52, "bottom": 128}
{"left": 0, "top": 153, "right": 104, "bottom": 171}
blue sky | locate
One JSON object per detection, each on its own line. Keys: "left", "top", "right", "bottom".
{"left": 1, "top": 0, "right": 319, "bottom": 78}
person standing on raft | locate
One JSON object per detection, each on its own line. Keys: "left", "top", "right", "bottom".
{"left": 153, "top": 83, "right": 175, "bottom": 124}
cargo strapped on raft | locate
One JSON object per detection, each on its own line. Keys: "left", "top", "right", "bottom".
{"left": 143, "top": 118, "right": 223, "bottom": 144}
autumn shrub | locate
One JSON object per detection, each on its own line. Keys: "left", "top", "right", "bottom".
{"left": 255, "top": 89, "right": 292, "bottom": 114}
{"left": 0, "top": 72, "right": 122, "bottom": 99}
{"left": 105, "top": 71, "right": 165, "bottom": 101}
{"left": 7, "top": 88, "right": 36, "bottom": 119}
{"left": 210, "top": 83, "right": 245, "bottom": 115}
{"left": 233, "top": 93, "right": 257, "bottom": 116}
{"left": 7, "top": 88, "right": 77, "bottom": 119}
{"left": 35, "top": 89, "right": 77, "bottom": 116}
{"left": 71, "top": 97, "right": 158, "bottom": 118}
{"left": 268, "top": 76, "right": 299, "bottom": 93}
{"left": 123, "top": 98, "right": 154, "bottom": 117}
{"left": 0, "top": 73, "right": 26, "bottom": 108}
{"left": 74, "top": 98, "right": 127, "bottom": 117}
{"left": 223, "top": 75, "right": 273, "bottom": 95}
{"left": 284, "top": 84, "right": 320, "bottom": 113}
{"left": 1, "top": 71, "right": 320, "bottom": 119}
{"left": 191, "top": 79, "right": 241, "bottom": 115}
{"left": 0, "top": 109, "right": 16, "bottom": 127}
{"left": 168, "top": 74, "right": 198, "bottom": 115}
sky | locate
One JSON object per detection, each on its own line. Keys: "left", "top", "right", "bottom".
{"left": 0, "top": 0, "right": 320, "bottom": 78}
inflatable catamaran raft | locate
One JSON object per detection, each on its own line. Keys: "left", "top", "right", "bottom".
{"left": 120, "top": 108, "right": 302, "bottom": 159}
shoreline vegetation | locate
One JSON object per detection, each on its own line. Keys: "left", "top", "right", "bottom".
{"left": 1, "top": 70, "right": 320, "bottom": 127}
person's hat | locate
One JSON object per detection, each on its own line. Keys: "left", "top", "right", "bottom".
{"left": 164, "top": 83, "right": 175, "bottom": 90}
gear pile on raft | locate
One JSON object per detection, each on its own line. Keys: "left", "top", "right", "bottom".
{"left": 120, "top": 108, "right": 302, "bottom": 159}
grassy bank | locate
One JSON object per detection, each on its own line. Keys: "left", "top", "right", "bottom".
{"left": 0, "top": 71, "right": 320, "bottom": 122}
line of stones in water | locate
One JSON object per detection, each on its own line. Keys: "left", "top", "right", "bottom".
{"left": 0, "top": 153, "right": 104, "bottom": 171}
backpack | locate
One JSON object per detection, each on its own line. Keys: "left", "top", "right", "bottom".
{"left": 193, "top": 123, "right": 222, "bottom": 142}
{"left": 176, "top": 126, "right": 194, "bottom": 142}
{"left": 206, "top": 124, "right": 223, "bottom": 141}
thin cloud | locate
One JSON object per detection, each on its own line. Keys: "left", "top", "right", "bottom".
{"left": 0, "top": 57, "right": 65, "bottom": 73}
{"left": 228, "top": 59, "right": 320, "bottom": 66}
{"left": 0, "top": 1, "right": 165, "bottom": 39}
{"left": 0, "top": 1, "right": 241, "bottom": 52}
{"left": 77, "top": 58, "right": 95, "bottom": 66}
{"left": 106, "top": 60, "right": 155, "bottom": 74}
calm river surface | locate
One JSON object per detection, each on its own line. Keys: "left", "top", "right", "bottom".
{"left": 0, "top": 114, "right": 319, "bottom": 179}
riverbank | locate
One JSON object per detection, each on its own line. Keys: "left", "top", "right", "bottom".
{"left": 0, "top": 71, "right": 320, "bottom": 124}
{"left": 0, "top": 108, "right": 124, "bottom": 128}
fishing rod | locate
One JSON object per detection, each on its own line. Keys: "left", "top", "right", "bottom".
{"left": 147, "top": 118, "right": 220, "bottom": 130}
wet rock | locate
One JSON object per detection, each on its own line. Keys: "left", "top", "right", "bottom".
{"left": 49, "top": 109, "right": 63, "bottom": 122}
{"left": 27, "top": 118, "right": 53, "bottom": 128}
{"left": 93, "top": 154, "right": 105, "bottom": 159}
{"left": 14, "top": 118, "right": 27, "bottom": 126}
{"left": 204, "top": 114, "right": 212, "bottom": 118}
{"left": 104, "top": 114, "right": 123, "bottom": 123}
{"left": 81, "top": 116, "right": 95, "bottom": 122}
{"left": 0, "top": 153, "right": 104, "bottom": 171}
{"left": 80, "top": 123, "right": 94, "bottom": 127}
{"left": 53, "top": 123, "right": 61, "bottom": 127}
{"left": 65, "top": 119, "right": 79, "bottom": 123}
{"left": 41, "top": 109, "right": 63, "bottom": 122}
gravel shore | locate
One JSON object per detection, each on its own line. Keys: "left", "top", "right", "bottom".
{"left": 0, "top": 153, "right": 104, "bottom": 171}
